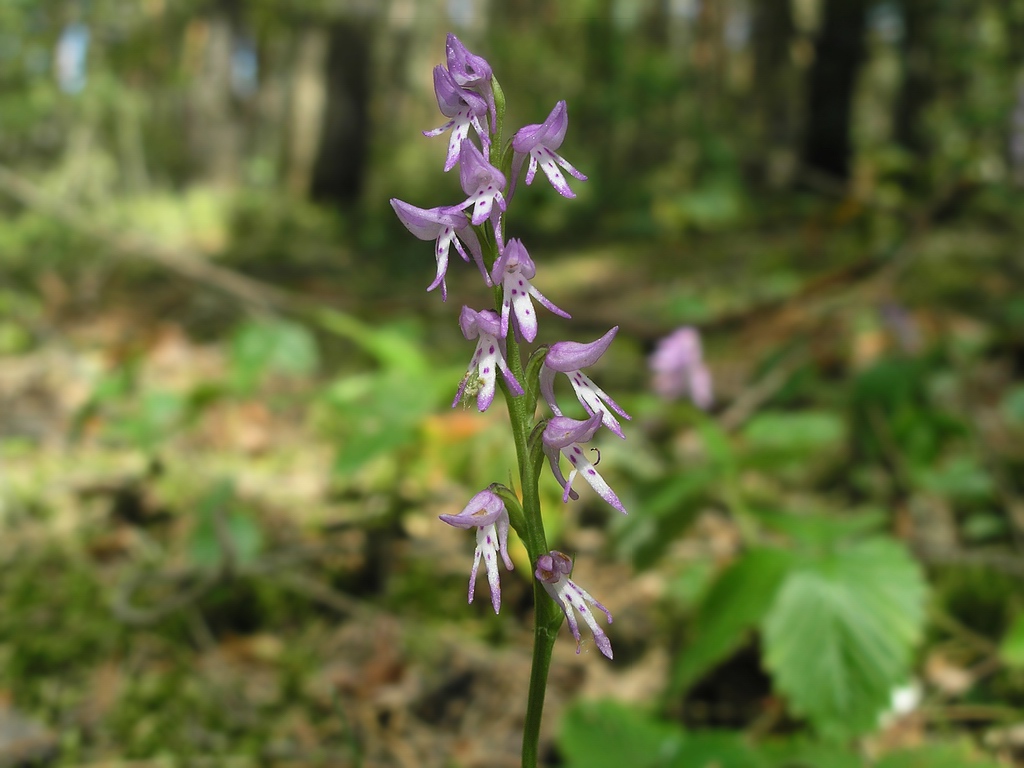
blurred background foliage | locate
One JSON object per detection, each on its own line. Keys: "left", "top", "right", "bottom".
{"left": 0, "top": 0, "right": 1023, "bottom": 766}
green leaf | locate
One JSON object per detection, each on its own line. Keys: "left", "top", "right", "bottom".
{"left": 188, "top": 479, "right": 263, "bottom": 569}
{"left": 109, "top": 390, "right": 187, "bottom": 451}
{"left": 1002, "top": 385, "right": 1024, "bottom": 426}
{"left": 756, "top": 509, "right": 888, "bottom": 548}
{"left": 672, "top": 547, "right": 793, "bottom": 695}
{"left": 670, "top": 731, "right": 766, "bottom": 768}
{"left": 315, "top": 309, "right": 428, "bottom": 376}
{"left": 559, "top": 703, "right": 764, "bottom": 768}
{"left": 762, "top": 538, "right": 926, "bottom": 738}
{"left": 616, "top": 466, "right": 716, "bottom": 568}
{"left": 695, "top": 416, "right": 737, "bottom": 474}
{"left": 324, "top": 369, "right": 440, "bottom": 475}
{"left": 874, "top": 742, "right": 1003, "bottom": 768}
{"left": 913, "top": 455, "right": 994, "bottom": 503}
{"left": 558, "top": 700, "right": 683, "bottom": 768}
{"left": 229, "top": 318, "right": 318, "bottom": 393}
{"left": 742, "top": 411, "right": 846, "bottom": 458}
{"left": 999, "top": 613, "right": 1024, "bottom": 669}
{"left": 760, "top": 736, "right": 862, "bottom": 768}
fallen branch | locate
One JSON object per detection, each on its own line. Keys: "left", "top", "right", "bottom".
{"left": 0, "top": 163, "right": 304, "bottom": 313}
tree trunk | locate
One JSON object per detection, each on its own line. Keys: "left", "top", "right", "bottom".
{"left": 187, "top": 0, "right": 243, "bottom": 187}
{"left": 801, "top": 0, "right": 868, "bottom": 182}
{"left": 310, "top": 20, "right": 373, "bottom": 205}
{"left": 893, "top": 0, "right": 936, "bottom": 159}
{"left": 752, "top": 0, "right": 797, "bottom": 186}
{"left": 284, "top": 27, "right": 329, "bottom": 198}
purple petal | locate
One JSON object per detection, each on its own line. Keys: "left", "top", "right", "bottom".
{"left": 545, "top": 327, "right": 619, "bottom": 373}
{"left": 458, "top": 140, "right": 506, "bottom": 198}
{"left": 543, "top": 442, "right": 578, "bottom": 501}
{"left": 390, "top": 199, "right": 445, "bottom": 240}
{"left": 445, "top": 34, "right": 492, "bottom": 88}
{"left": 568, "top": 448, "right": 628, "bottom": 514}
{"left": 512, "top": 101, "right": 569, "bottom": 153}
{"left": 543, "top": 413, "right": 603, "bottom": 450}
{"left": 439, "top": 489, "right": 505, "bottom": 528}
{"left": 499, "top": 360, "right": 525, "bottom": 397}
{"left": 538, "top": 365, "right": 563, "bottom": 416}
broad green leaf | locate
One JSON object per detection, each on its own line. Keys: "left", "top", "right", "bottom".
{"left": 325, "top": 370, "right": 439, "bottom": 475}
{"left": 756, "top": 509, "right": 887, "bottom": 548}
{"left": 188, "top": 479, "right": 263, "bottom": 569}
{"left": 1002, "top": 385, "right": 1024, "bottom": 426}
{"left": 669, "top": 731, "right": 766, "bottom": 768}
{"left": 760, "top": 736, "right": 862, "bottom": 768}
{"left": 558, "top": 700, "right": 683, "bottom": 768}
{"left": 108, "top": 390, "right": 187, "bottom": 451}
{"left": 315, "top": 309, "right": 428, "bottom": 375}
{"left": 615, "top": 466, "right": 716, "bottom": 568}
{"left": 695, "top": 416, "right": 737, "bottom": 474}
{"left": 961, "top": 512, "right": 1006, "bottom": 543}
{"left": 671, "top": 547, "right": 793, "bottom": 695}
{"left": 874, "top": 742, "right": 1003, "bottom": 768}
{"left": 229, "top": 318, "right": 318, "bottom": 393}
{"left": 999, "top": 613, "right": 1024, "bottom": 669}
{"left": 742, "top": 411, "right": 845, "bottom": 458}
{"left": 762, "top": 538, "right": 926, "bottom": 737}
{"left": 913, "top": 455, "right": 994, "bottom": 503}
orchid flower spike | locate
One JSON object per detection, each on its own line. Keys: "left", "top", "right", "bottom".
{"left": 542, "top": 413, "right": 627, "bottom": 514}
{"left": 453, "top": 307, "right": 524, "bottom": 412}
{"left": 511, "top": 101, "right": 588, "bottom": 199}
{"left": 540, "top": 327, "right": 632, "bottom": 438}
{"left": 649, "top": 326, "right": 713, "bottom": 409}
{"left": 390, "top": 200, "right": 487, "bottom": 299}
{"left": 440, "top": 489, "right": 514, "bottom": 613}
{"left": 491, "top": 238, "right": 570, "bottom": 343}
{"left": 423, "top": 65, "right": 490, "bottom": 172}
{"left": 445, "top": 33, "right": 496, "bottom": 131}
{"left": 455, "top": 140, "right": 507, "bottom": 231}
{"left": 535, "top": 551, "right": 613, "bottom": 659}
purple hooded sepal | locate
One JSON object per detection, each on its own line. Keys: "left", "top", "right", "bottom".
{"left": 541, "top": 413, "right": 628, "bottom": 514}
{"left": 389, "top": 199, "right": 486, "bottom": 299}
{"left": 453, "top": 307, "right": 524, "bottom": 412}
{"left": 542, "top": 412, "right": 603, "bottom": 451}
{"left": 440, "top": 489, "right": 514, "bottom": 614}
{"left": 510, "top": 101, "right": 588, "bottom": 199}
{"left": 545, "top": 326, "right": 619, "bottom": 372}
{"left": 539, "top": 327, "right": 631, "bottom": 438}
{"left": 445, "top": 33, "right": 497, "bottom": 140}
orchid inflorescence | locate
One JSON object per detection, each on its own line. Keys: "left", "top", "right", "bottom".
{"left": 391, "top": 34, "right": 630, "bottom": 662}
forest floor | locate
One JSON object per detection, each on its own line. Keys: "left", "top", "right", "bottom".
{"left": 1, "top": 202, "right": 1023, "bottom": 767}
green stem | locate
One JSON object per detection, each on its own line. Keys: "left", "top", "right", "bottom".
{"left": 488, "top": 74, "right": 561, "bottom": 768}
{"left": 521, "top": 581, "right": 561, "bottom": 768}
{"left": 500, "top": 330, "right": 563, "bottom": 768}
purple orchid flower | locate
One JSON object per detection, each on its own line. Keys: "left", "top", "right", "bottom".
{"left": 540, "top": 327, "right": 631, "bottom": 438}
{"left": 423, "top": 65, "right": 490, "bottom": 172}
{"left": 535, "top": 550, "right": 613, "bottom": 659}
{"left": 649, "top": 326, "right": 713, "bottom": 408}
{"left": 390, "top": 200, "right": 488, "bottom": 299}
{"left": 491, "top": 238, "right": 570, "bottom": 343}
{"left": 455, "top": 140, "right": 507, "bottom": 231}
{"left": 542, "top": 412, "right": 627, "bottom": 514}
{"left": 445, "top": 33, "right": 496, "bottom": 131}
{"left": 453, "top": 307, "right": 524, "bottom": 412}
{"left": 440, "top": 489, "right": 514, "bottom": 614}
{"left": 511, "top": 101, "right": 588, "bottom": 199}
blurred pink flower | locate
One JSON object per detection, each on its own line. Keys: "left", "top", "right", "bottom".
{"left": 650, "top": 326, "right": 713, "bottom": 409}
